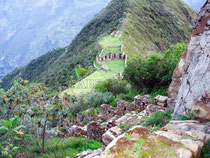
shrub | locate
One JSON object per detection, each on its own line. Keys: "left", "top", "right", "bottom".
{"left": 71, "top": 91, "right": 114, "bottom": 115}
{"left": 123, "top": 43, "right": 187, "bottom": 92}
{"left": 95, "top": 79, "right": 128, "bottom": 95}
{"left": 119, "top": 124, "right": 130, "bottom": 132}
{"left": 144, "top": 110, "right": 174, "bottom": 127}
{"left": 178, "top": 109, "right": 197, "bottom": 120}
{"left": 200, "top": 140, "right": 210, "bottom": 158}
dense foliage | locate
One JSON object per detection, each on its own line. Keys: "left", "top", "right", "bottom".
{"left": 123, "top": 42, "right": 187, "bottom": 93}
{"left": 0, "top": 80, "right": 103, "bottom": 157}
{"left": 95, "top": 78, "right": 128, "bottom": 95}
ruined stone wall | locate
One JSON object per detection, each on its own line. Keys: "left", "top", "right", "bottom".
{"left": 101, "top": 95, "right": 153, "bottom": 120}
{"left": 168, "top": 1, "right": 210, "bottom": 119}
{"left": 101, "top": 52, "right": 127, "bottom": 61}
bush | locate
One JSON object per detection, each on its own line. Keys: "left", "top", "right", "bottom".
{"left": 200, "top": 140, "right": 210, "bottom": 158}
{"left": 119, "top": 124, "right": 130, "bottom": 132}
{"left": 71, "top": 91, "right": 114, "bottom": 115}
{"left": 178, "top": 109, "right": 197, "bottom": 120}
{"left": 123, "top": 43, "right": 187, "bottom": 92}
{"left": 95, "top": 79, "right": 128, "bottom": 95}
{"left": 144, "top": 110, "right": 174, "bottom": 127}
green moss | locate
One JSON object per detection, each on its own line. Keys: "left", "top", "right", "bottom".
{"left": 109, "top": 127, "right": 184, "bottom": 158}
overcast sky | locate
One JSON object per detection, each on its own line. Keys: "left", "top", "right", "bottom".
{"left": 183, "top": 0, "right": 205, "bottom": 11}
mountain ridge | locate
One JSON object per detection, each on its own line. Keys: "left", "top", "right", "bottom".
{"left": 0, "top": 0, "right": 112, "bottom": 75}
{"left": 1, "top": 0, "right": 197, "bottom": 91}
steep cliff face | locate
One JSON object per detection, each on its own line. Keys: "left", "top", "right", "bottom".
{"left": 168, "top": 0, "right": 210, "bottom": 119}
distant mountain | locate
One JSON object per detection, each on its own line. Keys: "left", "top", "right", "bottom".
{"left": 0, "top": 0, "right": 111, "bottom": 76}
{"left": 1, "top": 0, "right": 197, "bottom": 91}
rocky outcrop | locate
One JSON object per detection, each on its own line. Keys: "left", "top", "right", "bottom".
{"left": 163, "top": 120, "right": 210, "bottom": 142}
{"left": 168, "top": 0, "right": 210, "bottom": 119}
{"left": 99, "top": 126, "right": 199, "bottom": 158}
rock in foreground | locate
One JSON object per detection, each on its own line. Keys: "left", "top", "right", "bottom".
{"left": 99, "top": 126, "right": 195, "bottom": 158}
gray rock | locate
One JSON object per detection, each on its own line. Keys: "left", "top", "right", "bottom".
{"left": 168, "top": 1, "right": 210, "bottom": 120}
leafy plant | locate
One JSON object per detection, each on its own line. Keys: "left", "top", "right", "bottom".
{"left": 144, "top": 110, "right": 174, "bottom": 127}
{"left": 0, "top": 80, "right": 79, "bottom": 155}
{"left": 0, "top": 117, "right": 25, "bottom": 157}
{"left": 200, "top": 140, "right": 210, "bottom": 158}
{"left": 178, "top": 109, "right": 197, "bottom": 120}
{"left": 125, "top": 133, "right": 133, "bottom": 140}
{"left": 123, "top": 42, "right": 187, "bottom": 92}
{"left": 95, "top": 78, "right": 128, "bottom": 95}
{"left": 119, "top": 124, "right": 130, "bottom": 132}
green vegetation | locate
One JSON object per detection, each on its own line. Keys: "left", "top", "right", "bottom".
{"left": 99, "top": 35, "right": 122, "bottom": 47}
{"left": 124, "top": 42, "right": 187, "bottom": 93}
{"left": 121, "top": 0, "right": 196, "bottom": 57}
{"left": 63, "top": 60, "right": 125, "bottom": 95}
{"left": 95, "top": 78, "right": 127, "bottom": 95}
{"left": 201, "top": 140, "right": 210, "bottom": 158}
{"left": 143, "top": 110, "right": 174, "bottom": 127}
{"left": 1, "top": 0, "right": 128, "bottom": 91}
{"left": 1, "top": 0, "right": 196, "bottom": 92}
{"left": 0, "top": 80, "right": 103, "bottom": 157}
{"left": 75, "top": 65, "right": 81, "bottom": 79}
{"left": 28, "top": 137, "right": 102, "bottom": 158}
{"left": 94, "top": 61, "right": 101, "bottom": 69}
{"left": 178, "top": 109, "right": 199, "bottom": 120}
{"left": 119, "top": 124, "right": 130, "bottom": 132}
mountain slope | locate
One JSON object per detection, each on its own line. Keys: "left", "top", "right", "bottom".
{"left": 0, "top": 0, "right": 111, "bottom": 75}
{"left": 1, "top": 0, "right": 197, "bottom": 91}
{"left": 121, "top": 0, "right": 197, "bottom": 57}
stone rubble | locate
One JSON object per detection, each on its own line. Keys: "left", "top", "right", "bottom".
{"left": 155, "top": 95, "right": 168, "bottom": 107}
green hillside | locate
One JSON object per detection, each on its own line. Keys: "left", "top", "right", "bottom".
{"left": 1, "top": 0, "right": 197, "bottom": 92}
{"left": 121, "top": 0, "right": 197, "bottom": 57}
{"left": 63, "top": 60, "right": 125, "bottom": 95}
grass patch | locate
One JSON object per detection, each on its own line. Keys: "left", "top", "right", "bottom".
{"left": 27, "top": 137, "right": 102, "bottom": 158}
{"left": 99, "top": 35, "right": 122, "bottom": 47}
{"left": 63, "top": 60, "right": 125, "bottom": 95}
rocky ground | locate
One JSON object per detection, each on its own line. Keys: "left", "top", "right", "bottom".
{"left": 69, "top": 94, "right": 209, "bottom": 158}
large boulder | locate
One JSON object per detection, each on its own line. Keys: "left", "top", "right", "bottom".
{"left": 99, "top": 126, "right": 197, "bottom": 158}
{"left": 163, "top": 120, "right": 210, "bottom": 142}
{"left": 168, "top": 1, "right": 210, "bottom": 119}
